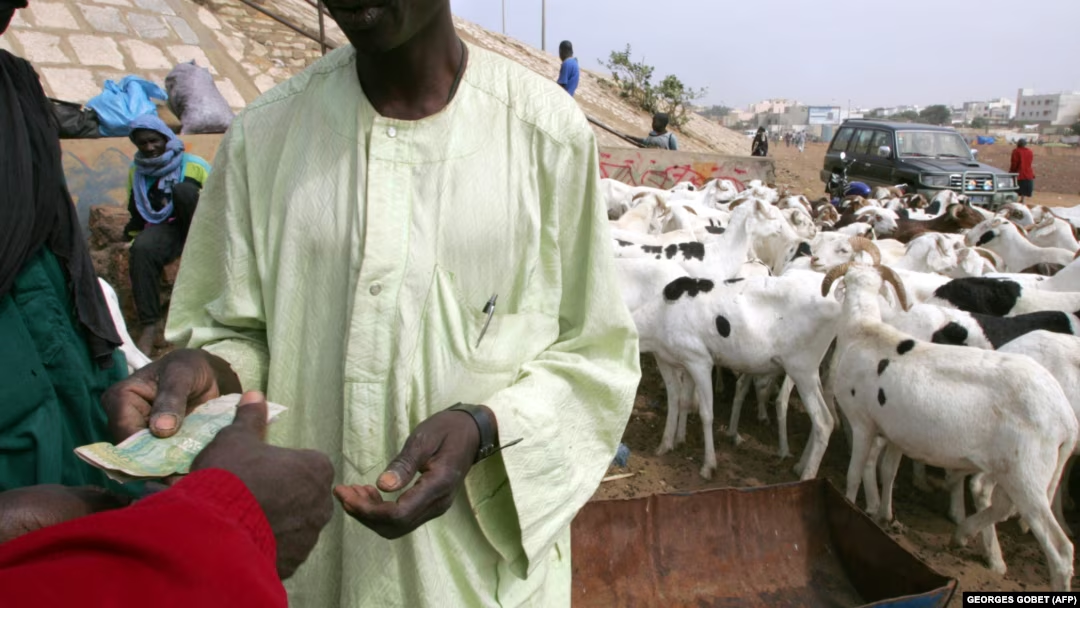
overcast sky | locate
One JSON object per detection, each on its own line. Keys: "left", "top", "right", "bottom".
{"left": 450, "top": 0, "right": 1080, "bottom": 110}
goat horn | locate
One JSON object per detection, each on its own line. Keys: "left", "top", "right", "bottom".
{"left": 848, "top": 236, "right": 882, "bottom": 266}
{"left": 877, "top": 265, "right": 910, "bottom": 311}
{"left": 821, "top": 262, "right": 853, "bottom": 298}
{"left": 973, "top": 247, "right": 1003, "bottom": 269}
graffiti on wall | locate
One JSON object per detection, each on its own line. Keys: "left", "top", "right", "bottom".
{"left": 599, "top": 150, "right": 769, "bottom": 191}
{"left": 62, "top": 147, "right": 134, "bottom": 232}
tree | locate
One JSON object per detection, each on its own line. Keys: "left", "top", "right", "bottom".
{"left": 599, "top": 45, "right": 706, "bottom": 128}
{"left": 918, "top": 104, "right": 952, "bottom": 126}
{"left": 701, "top": 105, "right": 732, "bottom": 119}
{"left": 971, "top": 116, "right": 989, "bottom": 129}
{"left": 1070, "top": 120, "right": 1080, "bottom": 136}
{"left": 867, "top": 108, "right": 885, "bottom": 119}
{"left": 599, "top": 45, "right": 656, "bottom": 112}
{"left": 655, "top": 74, "right": 707, "bottom": 129}
{"left": 890, "top": 110, "right": 919, "bottom": 122}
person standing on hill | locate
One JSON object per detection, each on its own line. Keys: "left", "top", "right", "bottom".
{"left": 752, "top": 126, "right": 769, "bottom": 156}
{"left": 1010, "top": 138, "right": 1035, "bottom": 203}
{"left": 641, "top": 112, "right": 678, "bottom": 150}
{"left": 557, "top": 40, "right": 580, "bottom": 97}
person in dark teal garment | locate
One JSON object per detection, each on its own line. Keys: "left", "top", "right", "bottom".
{"left": 0, "top": 1, "right": 131, "bottom": 493}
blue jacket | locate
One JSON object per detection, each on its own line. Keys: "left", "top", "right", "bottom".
{"left": 557, "top": 58, "right": 580, "bottom": 96}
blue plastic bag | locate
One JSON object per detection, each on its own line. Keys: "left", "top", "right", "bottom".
{"left": 86, "top": 76, "right": 168, "bottom": 137}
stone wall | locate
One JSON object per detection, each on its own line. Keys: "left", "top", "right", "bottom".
{"left": 0, "top": 0, "right": 265, "bottom": 107}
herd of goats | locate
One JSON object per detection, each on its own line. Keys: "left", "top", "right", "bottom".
{"left": 602, "top": 177, "right": 1080, "bottom": 591}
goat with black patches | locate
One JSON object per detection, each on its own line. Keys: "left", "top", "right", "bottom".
{"left": 822, "top": 256, "right": 1077, "bottom": 591}
{"left": 930, "top": 275, "right": 1080, "bottom": 316}
{"left": 638, "top": 268, "right": 842, "bottom": 480}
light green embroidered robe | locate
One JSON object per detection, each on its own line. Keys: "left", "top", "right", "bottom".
{"left": 166, "top": 43, "right": 640, "bottom": 607}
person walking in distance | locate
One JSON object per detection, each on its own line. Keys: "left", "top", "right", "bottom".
{"left": 752, "top": 126, "right": 769, "bottom": 156}
{"left": 1010, "top": 138, "right": 1035, "bottom": 203}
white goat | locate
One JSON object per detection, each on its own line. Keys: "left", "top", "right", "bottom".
{"left": 611, "top": 193, "right": 672, "bottom": 235}
{"left": 966, "top": 218, "right": 1075, "bottom": 272}
{"left": 823, "top": 258, "right": 1077, "bottom": 591}
{"left": 1000, "top": 204, "right": 1080, "bottom": 252}
{"left": 637, "top": 268, "right": 841, "bottom": 480}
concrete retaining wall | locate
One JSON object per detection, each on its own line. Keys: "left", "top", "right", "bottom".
{"left": 64, "top": 136, "right": 776, "bottom": 232}
{"left": 599, "top": 147, "right": 775, "bottom": 191}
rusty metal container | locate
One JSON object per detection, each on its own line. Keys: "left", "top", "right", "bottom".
{"left": 570, "top": 480, "right": 956, "bottom": 607}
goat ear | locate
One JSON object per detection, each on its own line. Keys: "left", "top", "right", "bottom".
{"left": 684, "top": 206, "right": 698, "bottom": 216}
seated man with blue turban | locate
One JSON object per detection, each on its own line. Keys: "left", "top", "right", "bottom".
{"left": 124, "top": 115, "right": 211, "bottom": 356}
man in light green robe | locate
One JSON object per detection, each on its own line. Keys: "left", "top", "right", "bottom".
{"left": 162, "top": 27, "right": 641, "bottom": 609}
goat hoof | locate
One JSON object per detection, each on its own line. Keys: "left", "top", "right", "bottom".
{"left": 655, "top": 444, "right": 673, "bottom": 457}
{"left": 699, "top": 464, "right": 715, "bottom": 480}
{"left": 777, "top": 450, "right": 791, "bottom": 460}
{"left": 885, "top": 520, "right": 906, "bottom": 535}
{"left": 987, "top": 558, "right": 1007, "bottom": 576}
{"left": 728, "top": 432, "right": 744, "bottom": 446}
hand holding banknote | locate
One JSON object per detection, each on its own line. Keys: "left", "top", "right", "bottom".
{"left": 102, "top": 348, "right": 243, "bottom": 443}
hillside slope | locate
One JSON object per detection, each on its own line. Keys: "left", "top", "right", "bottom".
{"left": 453, "top": 18, "right": 749, "bottom": 155}
{"left": 197, "top": 1, "right": 748, "bottom": 155}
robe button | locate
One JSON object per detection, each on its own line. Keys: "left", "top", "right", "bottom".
{"left": 369, "top": 283, "right": 383, "bottom": 296}
{"left": 387, "top": 127, "right": 397, "bottom": 138}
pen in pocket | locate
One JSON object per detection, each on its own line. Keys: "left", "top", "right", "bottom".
{"left": 476, "top": 294, "right": 497, "bottom": 347}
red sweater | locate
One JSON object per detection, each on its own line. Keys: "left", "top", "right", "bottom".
{"left": 0, "top": 469, "right": 286, "bottom": 607}
{"left": 1010, "top": 147, "right": 1035, "bottom": 180}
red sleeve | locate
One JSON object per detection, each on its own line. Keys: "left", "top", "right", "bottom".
{"left": 1010, "top": 149, "right": 1020, "bottom": 173}
{"left": 0, "top": 470, "right": 287, "bottom": 607}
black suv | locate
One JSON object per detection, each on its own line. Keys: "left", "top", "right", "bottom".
{"left": 820, "top": 120, "right": 1019, "bottom": 207}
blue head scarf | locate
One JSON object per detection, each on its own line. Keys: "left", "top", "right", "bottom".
{"left": 129, "top": 114, "right": 185, "bottom": 225}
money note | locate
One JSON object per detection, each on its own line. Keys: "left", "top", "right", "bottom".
{"left": 75, "top": 394, "right": 287, "bottom": 483}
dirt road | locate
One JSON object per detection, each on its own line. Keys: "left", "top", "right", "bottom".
{"left": 769, "top": 142, "right": 1080, "bottom": 207}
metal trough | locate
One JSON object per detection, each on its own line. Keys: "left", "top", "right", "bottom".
{"left": 570, "top": 479, "right": 957, "bottom": 607}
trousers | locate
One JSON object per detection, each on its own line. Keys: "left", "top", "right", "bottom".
{"left": 129, "top": 182, "right": 199, "bottom": 326}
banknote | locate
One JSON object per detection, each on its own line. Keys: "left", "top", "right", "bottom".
{"left": 75, "top": 394, "right": 287, "bottom": 483}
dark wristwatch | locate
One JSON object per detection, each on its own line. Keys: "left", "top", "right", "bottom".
{"left": 447, "top": 403, "right": 521, "bottom": 463}
{"left": 448, "top": 403, "right": 498, "bottom": 463}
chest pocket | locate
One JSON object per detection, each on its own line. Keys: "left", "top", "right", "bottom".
{"left": 410, "top": 266, "right": 560, "bottom": 415}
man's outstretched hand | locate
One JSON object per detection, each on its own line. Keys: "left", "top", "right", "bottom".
{"left": 101, "top": 349, "right": 242, "bottom": 443}
{"left": 192, "top": 391, "right": 335, "bottom": 579}
{"left": 334, "top": 409, "right": 485, "bottom": 539}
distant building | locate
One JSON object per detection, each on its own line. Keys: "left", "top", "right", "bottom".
{"left": 961, "top": 98, "right": 1016, "bottom": 124}
{"left": 748, "top": 98, "right": 802, "bottom": 116}
{"left": 719, "top": 109, "right": 755, "bottom": 128}
{"left": 1015, "top": 89, "right": 1080, "bottom": 126}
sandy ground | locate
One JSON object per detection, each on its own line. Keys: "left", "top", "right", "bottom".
{"left": 594, "top": 143, "right": 1080, "bottom": 604}
{"left": 595, "top": 358, "right": 1080, "bottom": 605}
